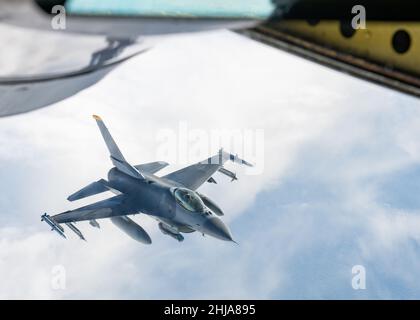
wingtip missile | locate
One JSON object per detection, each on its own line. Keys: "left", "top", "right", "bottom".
{"left": 229, "top": 153, "right": 254, "bottom": 167}
{"left": 240, "top": 158, "right": 254, "bottom": 167}
{"left": 41, "top": 213, "right": 66, "bottom": 239}
{"left": 218, "top": 149, "right": 254, "bottom": 167}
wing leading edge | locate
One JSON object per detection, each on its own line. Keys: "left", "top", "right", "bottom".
{"left": 51, "top": 194, "right": 137, "bottom": 224}
{"left": 163, "top": 149, "right": 253, "bottom": 190}
{"left": 43, "top": 194, "right": 140, "bottom": 240}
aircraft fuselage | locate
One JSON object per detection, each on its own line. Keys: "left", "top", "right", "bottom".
{"left": 107, "top": 168, "right": 233, "bottom": 242}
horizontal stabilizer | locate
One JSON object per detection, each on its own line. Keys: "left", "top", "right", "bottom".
{"left": 67, "top": 180, "right": 109, "bottom": 202}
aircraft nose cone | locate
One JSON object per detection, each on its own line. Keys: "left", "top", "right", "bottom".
{"left": 203, "top": 217, "right": 233, "bottom": 242}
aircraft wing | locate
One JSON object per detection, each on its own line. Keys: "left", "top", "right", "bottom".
{"left": 163, "top": 149, "right": 252, "bottom": 191}
{"left": 164, "top": 162, "right": 221, "bottom": 191}
{"left": 239, "top": 0, "right": 420, "bottom": 98}
{"left": 2, "top": 0, "right": 418, "bottom": 119}
{"left": 0, "top": 21, "right": 148, "bottom": 117}
{"left": 51, "top": 195, "right": 137, "bottom": 224}
{"left": 134, "top": 161, "right": 169, "bottom": 174}
{"left": 29, "top": 0, "right": 420, "bottom": 98}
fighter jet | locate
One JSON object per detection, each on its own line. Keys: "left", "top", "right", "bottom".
{"left": 41, "top": 115, "right": 253, "bottom": 243}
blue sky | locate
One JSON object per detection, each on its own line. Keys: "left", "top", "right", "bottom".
{"left": 0, "top": 28, "right": 419, "bottom": 299}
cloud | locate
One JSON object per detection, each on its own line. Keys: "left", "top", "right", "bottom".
{"left": 0, "top": 30, "right": 419, "bottom": 299}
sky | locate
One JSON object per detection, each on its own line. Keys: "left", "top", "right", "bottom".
{"left": 0, "top": 28, "right": 419, "bottom": 299}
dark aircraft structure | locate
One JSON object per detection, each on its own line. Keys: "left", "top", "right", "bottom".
{"left": 1, "top": 0, "right": 419, "bottom": 118}
{"left": 0, "top": 0, "right": 258, "bottom": 117}
{"left": 42, "top": 115, "right": 253, "bottom": 243}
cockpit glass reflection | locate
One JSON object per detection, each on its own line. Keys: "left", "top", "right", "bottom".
{"left": 174, "top": 188, "right": 205, "bottom": 213}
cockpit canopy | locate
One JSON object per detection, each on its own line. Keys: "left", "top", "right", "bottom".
{"left": 173, "top": 188, "right": 205, "bottom": 213}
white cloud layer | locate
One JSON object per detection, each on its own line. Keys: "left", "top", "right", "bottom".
{"left": 0, "top": 30, "right": 419, "bottom": 299}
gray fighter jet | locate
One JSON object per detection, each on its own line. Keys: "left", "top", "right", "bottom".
{"left": 41, "top": 115, "right": 253, "bottom": 244}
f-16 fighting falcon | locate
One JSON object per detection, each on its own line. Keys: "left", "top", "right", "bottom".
{"left": 41, "top": 115, "right": 253, "bottom": 244}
